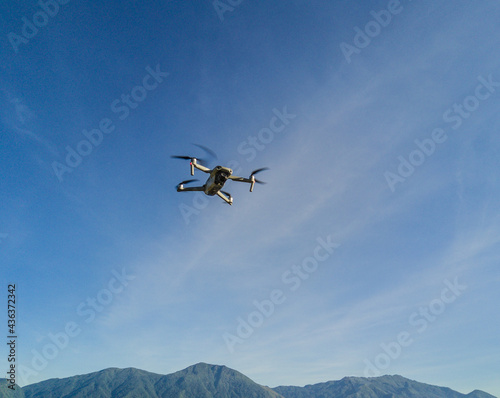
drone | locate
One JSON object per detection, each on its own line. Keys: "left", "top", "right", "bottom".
{"left": 172, "top": 146, "right": 268, "bottom": 205}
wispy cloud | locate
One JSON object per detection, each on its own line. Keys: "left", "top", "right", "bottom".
{"left": 1, "top": 89, "right": 58, "bottom": 156}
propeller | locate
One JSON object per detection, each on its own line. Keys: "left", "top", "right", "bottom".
{"left": 171, "top": 155, "right": 193, "bottom": 160}
{"left": 249, "top": 167, "right": 269, "bottom": 192}
{"left": 171, "top": 144, "right": 218, "bottom": 167}
{"left": 171, "top": 155, "right": 200, "bottom": 176}
{"left": 176, "top": 179, "right": 198, "bottom": 190}
{"left": 193, "top": 144, "right": 218, "bottom": 162}
{"left": 251, "top": 167, "right": 269, "bottom": 175}
{"left": 250, "top": 167, "right": 269, "bottom": 184}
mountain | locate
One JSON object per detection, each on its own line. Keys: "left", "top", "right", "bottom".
{"left": 152, "top": 363, "right": 283, "bottom": 398}
{"left": 21, "top": 368, "right": 162, "bottom": 398}
{"left": 17, "top": 363, "right": 283, "bottom": 398}
{"left": 0, "top": 379, "right": 23, "bottom": 398}
{"left": 273, "top": 375, "right": 497, "bottom": 398}
{"left": 0, "top": 363, "right": 496, "bottom": 398}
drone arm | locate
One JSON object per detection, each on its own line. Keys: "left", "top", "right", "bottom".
{"left": 228, "top": 175, "right": 256, "bottom": 192}
{"left": 192, "top": 160, "right": 211, "bottom": 174}
{"left": 227, "top": 175, "right": 251, "bottom": 183}
{"left": 177, "top": 185, "right": 205, "bottom": 192}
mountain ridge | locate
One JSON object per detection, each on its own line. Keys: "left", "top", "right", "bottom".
{"left": 273, "top": 373, "right": 496, "bottom": 398}
{"left": 0, "top": 363, "right": 496, "bottom": 398}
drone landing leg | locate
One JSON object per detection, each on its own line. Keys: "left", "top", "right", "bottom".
{"left": 216, "top": 191, "right": 233, "bottom": 205}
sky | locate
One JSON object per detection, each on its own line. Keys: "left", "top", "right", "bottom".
{"left": 1, "top": 0, "right": 499, "bottom": 396}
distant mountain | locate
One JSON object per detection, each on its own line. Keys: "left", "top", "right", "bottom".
{"left": 0, "top": 379, "right": 23, "bottom": 398}
{"left": 153, "top": 363, "right": 283, "bottom": 398}
{"left": 273, "top": 375, "right": 497, "bottom": 398}
{"left": 21, "top": 367, "right": 162, "bottom": 398}
{"left": 16, "top": 363, "right": 283, "bottom": 398}
{"left": 0, "top": 363, "right": 495, "bottom": 398}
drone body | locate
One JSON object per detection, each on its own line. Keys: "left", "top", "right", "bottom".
{"left": 172, "top": 151, "right": 267, "bottom": 205}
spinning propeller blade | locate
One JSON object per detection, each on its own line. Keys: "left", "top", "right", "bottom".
{"left": 171, "top": 155, "right": 193, "bottom": 160}
{"left": 171, "top": 144, "right": 218, "bottom": 167}
{"left": 193, "top": 144, "right": 218, "bottom": 162}
{"left": 250, "top": 167, "right": 269, "bottom": 184}
{"left": 251, "top": 167, "right": 269, "bottom": 175}
{"left": 176, "top": 179, "right": 198, "bottom": 189}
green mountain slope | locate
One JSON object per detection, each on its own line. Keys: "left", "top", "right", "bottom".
{"left": 153, "top": 363, "right": 283, "bottom": 398}
{"left": 21, "top": 363, "right": 283, "bottom": 398}
{"left": 23, "top": 367, "right": 162, "bottom": 398}
{"left": 0, "top": 379, "right": 24, "bottom": 398}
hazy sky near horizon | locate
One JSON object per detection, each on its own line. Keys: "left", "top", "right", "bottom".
{"left": 1, "top": 0, "right": 499, "bottom": 396}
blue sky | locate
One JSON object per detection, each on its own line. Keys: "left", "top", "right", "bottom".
{"left": 1, "top": 0, "right": 499, "bottom": 395}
